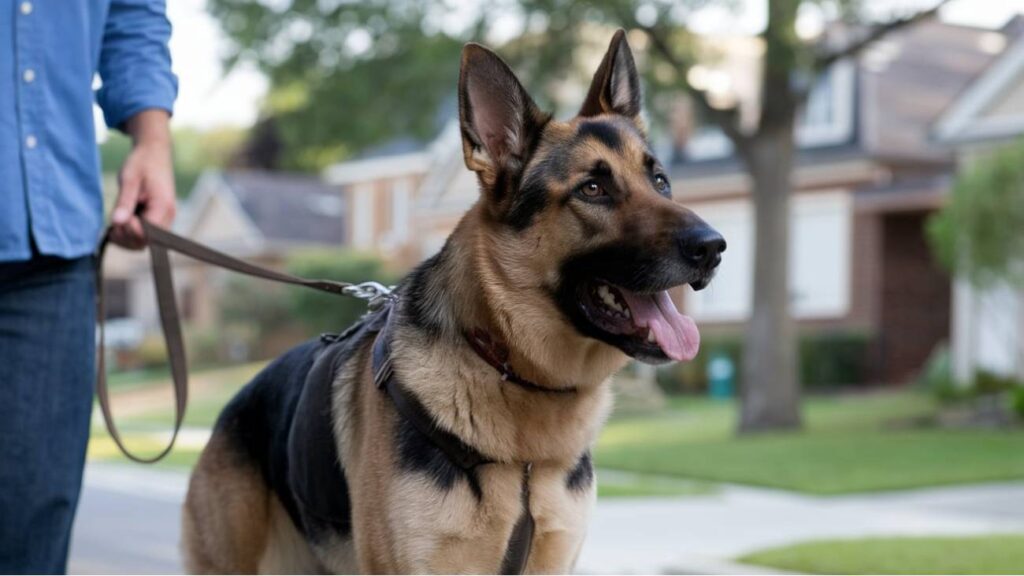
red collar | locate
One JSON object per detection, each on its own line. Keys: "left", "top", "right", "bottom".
{"left": 463, "top": 330, "right": 578, "bottom": 394}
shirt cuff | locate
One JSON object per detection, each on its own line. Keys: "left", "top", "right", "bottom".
{"left": 97, "top": 68, "right": 178, "bottom": 130}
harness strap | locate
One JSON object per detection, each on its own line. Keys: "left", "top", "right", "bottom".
{"left": 95, "top": 218, "right": 371, "bottom": 463}
{"left": 371, "top": 306, "right": 535, "bottom": 574}
{"left": 501, "top": 463, "right": 535, "bottom": 575}
{"left": 372, "top": 308, "right": 492, "bottom": 471}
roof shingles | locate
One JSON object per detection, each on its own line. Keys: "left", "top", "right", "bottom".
{"left": 224, "top": 171, "right": 347, "bottom": 246}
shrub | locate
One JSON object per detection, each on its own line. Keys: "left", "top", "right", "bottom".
{"left": 287, "top": 250, "right": 399, "bottom": 335}
{"left": 916, "top": 344, "right": 964, "bottom": 403}
{"left": 974, "top": 369, "right": 1021, "bottom": 395}
{"left": 927, "top": 138, "right": 1024, "bottom": 288}
{"left": 654, "top": 330, "right": 870, "bottom": 395}
{"left": 1013, "top": 387, "right": 1024, "bottom": 420}
{"left": 136, "top": 333, "right": 169, "bottom": 368}
{"left": 220, "top": 275, "right": 294, "bottom": 336}
{"left": 917, "top": 347, "right": 1024, "bottom": 406}
{"left": 654, "top": 335, "right": 741, "bottom": 395}
{"left": 183, "top": 325, "right": 257, "bottom": 369}
{"left": 800, "top": 331, "right": 870, "bottom": 388}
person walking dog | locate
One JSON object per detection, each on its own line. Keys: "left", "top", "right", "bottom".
{"left": 0, "top": 1, "right": 177, "bottom": 572}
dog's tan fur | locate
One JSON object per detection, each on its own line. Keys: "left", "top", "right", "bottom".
{"left": 182, "top": 30, "right": 717, "bottom": 574}
{"left": 182, "top": 434, "right": 269, "bottom": 573}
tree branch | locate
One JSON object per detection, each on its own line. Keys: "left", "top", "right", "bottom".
{"left": 814, "top": 0, "right": 952, "bottom": 71}
{"left": 633, "top": 20, "right": 750, "bottom": 148}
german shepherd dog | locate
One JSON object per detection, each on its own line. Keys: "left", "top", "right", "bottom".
{"left": 182, "top": 30, "right": 724, "bottom": 574}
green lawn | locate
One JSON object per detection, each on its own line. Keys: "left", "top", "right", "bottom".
{"left": 740, "top": 535, "right": 1024, "bottom": 574}
{"left": 106, "top": 366, "right": 176, "bottom": 392}
{"left": 595, "top": 391, "right": 1024, "bottom": 494}
{"left": 596, "top": 471, "right": 716, "bottom": 498}
{"left": 89, "top": 362, "right": 264, "bottom": 468}
{"left": 88, "top": 433, "right": 206, "bottom": 469}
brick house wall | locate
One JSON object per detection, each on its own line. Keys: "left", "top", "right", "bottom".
{"left": 878, "top": 211, "right": 951, "bottom": 383}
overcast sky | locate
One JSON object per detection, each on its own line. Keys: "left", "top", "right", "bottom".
{"left": 111, "top": 0, "right": 1024, "bottom": 135}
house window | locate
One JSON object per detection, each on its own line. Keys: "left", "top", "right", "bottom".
{"left": 685, "top": 191, "right": 852, "bottom": 321}
{"left": 684, "top": 200, "right": 752, "bottom": 321}
{"left": 790, "top": 192, "right": 852, "bottom": 317}
{"left": 796, "top": 60, "right": 855, "bottom": 147}
{"left": 683, "top": 60, "right": 854, "bottom": 161}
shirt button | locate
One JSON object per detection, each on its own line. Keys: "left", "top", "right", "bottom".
{"left": 23, "top": 69, "right": 36, "bottom": 83}
{"left": 20, "top": 2, "right": 32, "bottom": 15}
{"left": 25, "top": 135, "right": 37, "bottom": 149}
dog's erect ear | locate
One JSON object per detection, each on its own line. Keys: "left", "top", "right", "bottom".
{"left": 459, "top": 43, "right": 547, "bottom": 174}
{"left": 579, "top": 29, "right": 642, "bottom": 120}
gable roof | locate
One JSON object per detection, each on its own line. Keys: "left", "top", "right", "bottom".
{"left": 184, "top": 170, "right": 347, "bottom": 248}
{"left": 934, "top": 23, "right": 1024, "bottom": 144}
{"left": 862, "top": 18, "right": 1009, "bottom": 156}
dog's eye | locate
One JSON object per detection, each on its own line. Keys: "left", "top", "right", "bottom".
{"left": 577, "top": 181, "right": 607, "bottom": 200}
{"left": 654, "top": 174, "right": 671, "bottom": 196}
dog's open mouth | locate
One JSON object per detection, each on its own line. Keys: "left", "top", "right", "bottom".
{"left": 579, "top": 281, "right": 700, "bottom": 362}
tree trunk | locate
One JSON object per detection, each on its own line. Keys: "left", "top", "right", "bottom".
{"left": 738, "top": 129, "right": 802, "bottom": 432}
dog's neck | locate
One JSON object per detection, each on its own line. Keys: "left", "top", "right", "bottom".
{"left": 390, "top": 208, "right": 619, "bottom": 463}
{"left": 402, "top": 209, "right": 628, "bottom": 388}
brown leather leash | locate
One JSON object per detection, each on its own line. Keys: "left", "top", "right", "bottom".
{"left": 95, "top": 218, "right": 391, "bottom": 463}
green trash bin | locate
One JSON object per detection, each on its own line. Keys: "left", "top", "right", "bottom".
{"left": 708, "top": 352, "right": 734, "bottom": 398}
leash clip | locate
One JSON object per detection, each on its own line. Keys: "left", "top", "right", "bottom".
{"left": 342, "top": 281, "right": 396, "bottom": 311}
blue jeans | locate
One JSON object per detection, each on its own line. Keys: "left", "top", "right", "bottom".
{"left": 0, "top": 254, "right": 95, "bottom": 574}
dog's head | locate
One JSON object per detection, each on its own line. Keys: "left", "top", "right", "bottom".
{"left": 458, "top": 30, "right": 725, "bottom": 365}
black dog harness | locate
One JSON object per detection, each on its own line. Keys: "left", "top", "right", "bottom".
{"left": 290, "top": 303, "right": 536, "bottom": 574}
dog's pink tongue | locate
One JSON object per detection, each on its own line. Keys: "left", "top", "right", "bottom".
{"left": 621, "top": 290, "right": 700, "bottom": 362}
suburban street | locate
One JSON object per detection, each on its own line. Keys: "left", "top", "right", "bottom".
{"left": 69, "top": 463, "right": 1024, "bottom": 574}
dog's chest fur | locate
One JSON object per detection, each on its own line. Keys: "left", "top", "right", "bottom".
{"left": 318, "top": 308, "right": 604, "bottom": 572}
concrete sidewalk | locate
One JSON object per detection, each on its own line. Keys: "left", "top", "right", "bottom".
{"left": 70, "top": 463, "right": 1024, "bottom": 574}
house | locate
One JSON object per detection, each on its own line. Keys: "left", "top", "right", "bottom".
{"left": 934, "top": 17, "right": 1024, "bottom": 383}
{"left": 671, "top": 19, "right": 1012, "bottom": 384}
{"left": 103, "top": 169, "right": 347, "bottom": 339}
{"left": 322, "top": 110, "right": 462, "bottom": 266}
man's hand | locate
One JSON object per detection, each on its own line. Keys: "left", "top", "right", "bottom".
{"left": 110, "top": 109, "right": 176, "bottom": 250}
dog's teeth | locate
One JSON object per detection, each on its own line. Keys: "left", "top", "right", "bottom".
{"left": 647, "top": 331, "right": 656, "bottom": 343}
{"left": 595, "top": 284, "right": 631, "bottom": 316}
{"left": 600, "top": 291, "right": 617, "bottom": 309}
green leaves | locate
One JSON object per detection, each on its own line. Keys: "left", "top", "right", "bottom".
{"left": 206, "top": 0, "right": 711, "bottom": 169}
{"left": 286, "top": 250, "right": 399, "bottom": 335}
{"left": 928, "top": 139, "right": 1024, "bottom": 288}
{"left": 208, "top": 0, "right": 466, "bottom": 170}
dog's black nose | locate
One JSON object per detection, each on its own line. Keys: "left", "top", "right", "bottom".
{"left": 679, "top": 225, "right": 726, "bottom": 271}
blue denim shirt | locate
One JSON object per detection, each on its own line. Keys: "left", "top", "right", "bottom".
{"left": 0, "top": 0, "right": 177, "bottom": 261}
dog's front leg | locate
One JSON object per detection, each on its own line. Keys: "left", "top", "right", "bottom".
{"left": 518, "top": 463, "right": 596, "bottom": 574}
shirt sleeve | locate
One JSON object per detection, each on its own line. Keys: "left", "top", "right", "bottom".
{"left": 96, "top": 0, "right": 178, "bottom": 130}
